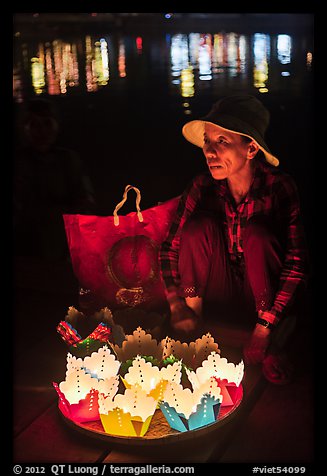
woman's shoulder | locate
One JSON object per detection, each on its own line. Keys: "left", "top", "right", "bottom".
{"left": 260, "top": 160, "right": 297, "bottom": 187}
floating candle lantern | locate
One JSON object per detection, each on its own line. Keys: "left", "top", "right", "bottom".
{"left": 53, "top": 369, "right": 119, "bottom": 423}
{"left": 121, "top": 354, "right": 182, "bottom": 405}
{"left": 99, "top": 384, "right": 158, "bottom": 437}
{"left": 53, "top": 343, "right": 121, "bottom": 422}
{"left": 160, "top": 377, "right": 222, "bottom": 432}
{"left": 113, "top": 326, "right": 163, "bottom": 362}
{"left": 70, "top": 345, "right": 121, "bottom": 380}
{"left": 56, "top": 306, "right": 113, "bottom": 358}
{"left": 160, "top": 332, "right": 220, "bottom": 369}
{"left": 185, "top": 351, "right": 244, "bottom": 407}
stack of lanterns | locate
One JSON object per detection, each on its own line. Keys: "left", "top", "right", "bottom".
{"left": 53, "top": 307, "right": 244, "bottom": 437}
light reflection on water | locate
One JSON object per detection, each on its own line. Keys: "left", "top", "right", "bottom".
{"left": 13, "top": 30, "right": 313, "bottom": 108}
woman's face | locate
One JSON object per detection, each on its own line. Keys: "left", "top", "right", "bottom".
{"left": 203, "top": 123, "right": 256, "bottom": 180}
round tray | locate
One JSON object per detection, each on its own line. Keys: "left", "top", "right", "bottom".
{"left": 61, "top": 384, "right": 243, "bottom": 447}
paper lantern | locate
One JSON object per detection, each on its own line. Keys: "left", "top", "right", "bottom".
{"left": 53, "top": 344, "right": 121, "bottom": 423}
{"left": 114, "top": 326, "right": 163, "bottom": 362}
{"left": 123, "top": 355, "right": 182, "bottom": 391}
{"left": 70, "top": 345, "right": 121, "bottom": 380}
{"left": 99, "top": 384, "right": 158, "bottom": 437}
{"left": 56, "top": 306, "right": 113, "bottom": 358}
{"left": 53, "top": 370, "right": 119, "bottom": 422}
{"left": 185, "top": 351, "right": 244, "bottom": 387}
{"left": 160, "top": 377, "right": 222, "bottom": 432}
{"left": 121, "top": 354, "right": 182, "bottom": 407}
{"left": 185, "top": 351, "right": 244, "bottom": 407}
{"left": 160, "top": 333, "right": 220, "bottom": 369}
{"left": 213, "top": 378, "right": 243, "bottom": 407}
{"left": 53, "top": 384, "right": 100, "bottom": 423}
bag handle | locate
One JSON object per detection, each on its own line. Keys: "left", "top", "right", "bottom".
{"left": 113, "top": 185, "right": 143, "bottom": 226}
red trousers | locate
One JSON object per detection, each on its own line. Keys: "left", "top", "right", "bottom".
{"left": 178, "top": 211, "right": 285, "bottom": 323}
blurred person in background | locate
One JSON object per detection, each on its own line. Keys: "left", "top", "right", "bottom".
{"left": 13, "top": 98, "right": 96, "bottom": 261}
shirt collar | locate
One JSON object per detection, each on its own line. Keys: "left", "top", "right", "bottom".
{"left": 214, "top": 160, "right": 267, "bottom": 200}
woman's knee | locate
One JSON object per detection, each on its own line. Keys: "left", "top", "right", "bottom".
{"left": 181, "top": 211, "right": 218, "bottom": 240}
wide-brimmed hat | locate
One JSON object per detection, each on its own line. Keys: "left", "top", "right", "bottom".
{"left": 182, "top": 95, "right": 279, "bottom": 167}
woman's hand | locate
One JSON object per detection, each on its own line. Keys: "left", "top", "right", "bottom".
{"left": 170, "top": 300, "right": 200, "bottom": 333}
{"left": 243, "top": 323, "right": 271, "bottom": 364}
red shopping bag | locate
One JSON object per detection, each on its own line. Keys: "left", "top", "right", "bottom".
{"left": 63, "top": 185, "right": 180, "bottom": 313}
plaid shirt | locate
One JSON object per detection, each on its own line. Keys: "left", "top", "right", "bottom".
{"left": 159, "top": 160, "right": 308, "bottom": 325}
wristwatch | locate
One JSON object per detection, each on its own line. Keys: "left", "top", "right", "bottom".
{"left": 257, "top": 318, "right": 275, "bottom": 330}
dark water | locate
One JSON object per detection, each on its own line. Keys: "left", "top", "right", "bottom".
{"left": 13, "top": 14, "right": 314, "bottom": 246}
